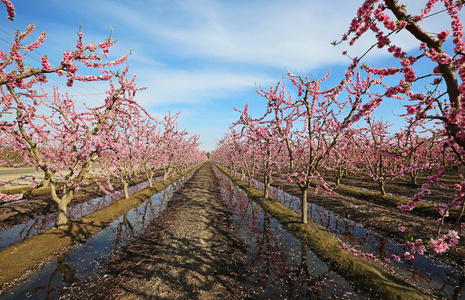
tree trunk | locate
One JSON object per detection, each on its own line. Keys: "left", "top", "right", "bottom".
{"left": 379, "top": 180, "right": 386, "bottom": 196}
{"left": 145, "top": 168, "right": 155, "bottom": 187}
{"left": 49, "top": 174, "right": 75, "bottom": 227}
{"left": 123, "top": 180, "right": 129, "bottom": 199}
{"left": 147, "top": 172, "right": 153, "bottom": 187}
{"left": 41, "top": 173, "right": 50, "bottom": 188}
{"left": 246, "top": 169, "right": 253, "bottom": 186}
{"left": 264, "top": 183, "right": 269, "bottom": 198}
{"left": 263, "top": 173, "right": 271, "bottom": 198}
{"left": 301, "top": 188, "right": 308, "bottom": 224}
{"left": 409, "top": 171, "right": 418, "bottom": 185}
{"left": 57, "top": 198, "right": 70, "bottom": 227}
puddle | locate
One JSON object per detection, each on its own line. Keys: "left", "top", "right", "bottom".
{"left": 0, "top": 170, "right": 197, "bottom": 299}
{"left": 235, "top": 173, "right": 464, "bottom": 299}
{"left": 0, "top": 177, "right": 163, "bottom": 252}
{"left": 214, "top": 167, "right": 363, "bottom": 299}
{"left": 0, "top": 199, "right": 29, "bottom": 207}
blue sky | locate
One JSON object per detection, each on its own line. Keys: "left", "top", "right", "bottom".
{"left": 0, "top": 0, "right": 454, "bottom": 151}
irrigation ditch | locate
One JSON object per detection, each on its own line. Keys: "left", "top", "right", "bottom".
{"left": 214, "top": 163, "right": 455, "bottom": 299}
{"left": 0, "top": 162, "right": 203, "bottom": 297}
{"left": 0, "top": 161, "right": 464, "bottom": 299}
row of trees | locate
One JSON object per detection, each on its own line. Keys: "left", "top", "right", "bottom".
{"left": 212, "top": 0, "right": 465, "bottom": 254}
{"left": 213, "top": 114, "right": 450, "bottom": 196}
{"left": 0, "top": 1, "right": 206, "bottom": 227}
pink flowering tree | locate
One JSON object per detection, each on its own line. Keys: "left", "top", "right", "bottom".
{"left": 0, "top": 1, "right": 142, "bottom": 226}
{"left": 100, "top": 102, "right": 150, "bottom": 199}
{"left": 391, "top": 121, "right": 441, "bottom": 186}
{"left": 320, "top": 129, "right": 359, "bottom": 186}
{"left": 258, "top": 70, "right": 382, "bottom": 224}
{"left": 1, "top": 69, "right": 142, "bottom": 226}
{"left": 158, "top": 112, "right": 189, "bottom": 180}
{"left": 138, "top": 122, "right": 163, "bottom": 187}
{"left": 176, "top": 134, "right": 203, "bottom": 171}
{"left": 212, "top": 131, "right": 259, "bottom": 185}
{"left": 155, "top": 112, "right": 205, "bottom": 179}
{"left": 351, "top": 117, "right": 405, "bottom": 196}
{"left": 233, "top": 103, "right": 284, "bottom": 198}
{"left": 213, "top": 133, "right": 246, "bottom": 177}
{"left": 230, "top": 129, "right": 259, "bottom": 185}
{"left": 338, "top": 0, "right": 465, "bottom": 253}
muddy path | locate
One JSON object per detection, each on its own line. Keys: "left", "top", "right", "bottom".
{"left": 63, "top": 162, "right": 249, "bottom": 299}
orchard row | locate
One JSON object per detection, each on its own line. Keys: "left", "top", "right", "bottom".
{"left": 0, "top": 1, "right": 206, "bottom": 227}
{"left": 212, "top": 0, "right": 465, "bottom": 256}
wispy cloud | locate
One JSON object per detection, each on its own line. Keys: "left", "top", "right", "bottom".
{"left": 134, "top": 67, "right": 274, "bottom": 107}
{"left": 94, "top": 0, "right": 361, "bottom": 71}
{"left": 94, "top": 0, "right": 453, "bottom": 72}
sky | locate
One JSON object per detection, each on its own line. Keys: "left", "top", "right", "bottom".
{"left": 0, "top": 0, "right": 456, "bottom": 151}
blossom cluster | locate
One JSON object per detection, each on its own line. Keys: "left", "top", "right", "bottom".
{"left": 430, "top": 230, "right": 460, "bottom": 253}
{"left": 0, "top": 192, "right": 23, "bottom": 203}
{"left": 41, "top": 55, "right": 51, "bottom": 72}
{"left": 1, "top": 0, "right": 14, "bottom": 21}
{"left": 24, "top": 32, "right": 46, "bottom": 52}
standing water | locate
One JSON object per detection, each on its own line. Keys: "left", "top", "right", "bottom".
{"left": 0, "top": 177, "right": 163, "bottom": 252}
{"left": 0, "top": 170, "right": 196, "bottom": 299}
{"left": 237, "top": 173, "right": 464, "bottom": 299}
{"left": 213, "top": 167, "right": 364, "bottom": 299}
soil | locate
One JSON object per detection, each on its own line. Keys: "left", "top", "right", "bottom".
{"left": 62, "top": 162, "right": 250, "bottom": 300}
{"left": 0, "top": 173, "right": 161, "bottom": 230}
{"left": 330, "top": 172, "right": 457, "bottom": 204}
{"left": 272, "top": 176, "right": 465, "bottom": 269}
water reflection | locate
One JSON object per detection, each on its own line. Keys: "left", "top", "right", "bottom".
{"left": 0, "top": 177, "right": 163, "bottom": 252}
{"left": 0, "top": 170, "right": 196, "bottom": 299}
{"left": 238, "top": 173, "right": 465, "bottom": 299}
{"left": 214, "top": 167, "right": 363, "bottom": 299}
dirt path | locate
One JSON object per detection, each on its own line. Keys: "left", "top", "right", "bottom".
{"left": 63, "top": 162, "right": 248, "bottom": 299}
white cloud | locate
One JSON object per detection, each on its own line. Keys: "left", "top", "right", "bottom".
{"left": 133, "top": 67, "right": 275, "bottom": 106}
{"left": 91, "top": 0, "right": 368, "bottom": 71}
{"left": 95, "top": 0, "right": 458, "bottom": 72}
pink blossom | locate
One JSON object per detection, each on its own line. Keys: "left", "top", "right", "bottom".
{"left": 403, "top": 66, "right": 416, "bottom": 82}
{"left": 87, "top": 43, "right": 97, "bottom": 52}
{"left": 1, "top": 0, "right": 15, "bottom": 21}
{"left": 391, "top": 254, "right": 401, "bottom": 262}
{"left": 41, "top": 55, "right": 51, "bottom": 72}
{"left": 437, "top": 30, "right": 450, "bottom": 41}
{"left": 405, "top": 105, "right": 416, "bottom": 114}
{"left": 403, "top": 251, "right": 414, "bottom": 260}
{"left": 0, "top": 192, "right": 23, "bottom": 202}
